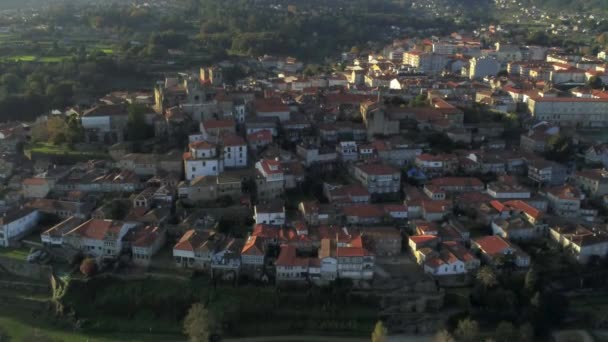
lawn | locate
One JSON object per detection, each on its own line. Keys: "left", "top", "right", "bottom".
{"left": 0, "top": 315, "right": 181, "bottom": 342}
{"left": 25, "top": 143, "right": 109, "bottom": 160}
{"left": 1, "top": 55, "right": 36, "bottom": 62}
{"left": 0, "top": 247, "right": 30, "bottom": 261}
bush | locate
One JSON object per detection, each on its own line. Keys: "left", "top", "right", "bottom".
{"left": 80, "top": 258, "right": 97, "bottom": 277}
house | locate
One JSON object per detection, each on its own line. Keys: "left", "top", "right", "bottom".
{"left": 184, "top": 141, "right": 223, "bottom": 180}
{"left": 130, "top": 225, "right": 166, "bottom": 266}
{"left": 336, "top": 245, "right": 374, "bottom": 280}
{"left": 425, "top": 177, "right": 484, "bottom": 193}
{"left": 352, "top": 163, "right": 401, "bottom": 195}
{"left": 210, "top": 238, "right": 243, "bottom": 276}
{"left": 360, "top": 227, "right": 402, "bottom": 256}
{"left": 26, "top": 198, "right": 94, "bottom": 220}
{"left": 549, "top": 224, "right": 608, "bottom": 264}
{"left": 546, "top": 185, "right": 583, "bottom": 217}
{"left": 221, "top": 133, "right": 247, "bottom": 168}
{"left": 414, "top": 153, "right": 458, "bottom": 176}
{"left": 200, "top": 119, "right": 236, "bottom": 142}
{"left": 383, "top": 204, "right": 408, "bottom": 221}
{"left": 81, "top": 104, "right": 130, "bottom": 144}
{"left": 173, "top": 230, "right": 214, "bottom": 270}
{"left": 247, "top": 129, "right": 273, "bottom": 151}
{"left": 22, "top": 178, "right": 52, "bottom": 199}
{"left": 0, "top": 207, "right": 40, "bottom": 247}
{"left": 491, "top": 217, "right": 540, "bottom": 241}
{"left": 472, "top": 235, "right": 530, "bottom": 268}
{"left": 422, "top": 200, "right": 452, "bottom": 221}
{"left": 486, "top": 177, "right": 531, "bottom": 199}
{"left": 574, "top": 169, "right": 608, "bottom": 197}
{"left": 254, "top": 98, "right": 291, "bottom": 122}
{"left": 177, "top": 174, "right": 242, "bottom": 202}
{"left": 299, "top": 200, "right": 332, "bottom": 226}
{"left": 408, "top": 235, "right": 439, "bottom": 251}
{"left": 342, "top": 204, "right": 385, "bottom": 225}
{"left": 62, "top": 219, "right": 139, "bottom": 257}
{"left": 323, "top": 183, "right": 370, "bottom": 205}
{"left": 41, "top": 216, "right": 84, "bottom": 247}
{"left": 337, "top": 141, "right": 358, "bottom": 161}
{"left": 423, "top": 251, "right": 466, "bottom": 276}
{"left": 276, "top": 244, "right": 313, "bottom": 282}
{"left": 520, "top": 122, "right": 559, "bottom": 153}
{"left": 490, "top": 200, "right": 543, "bottom": 225}
{"left": 241, "top": 236, "right": 265, "bottom": 274}
{"left": 442, "top": 241, "right": 480, "bottom": 272}
{"left": 255, "top": 159, "right": 285, "bottom": 201}
{"left": 585, "top": 144, "right": 608, "bottom": 168}
{"left": 527, "top": 158, "right": 567, "bottom": 186}
{"left": 254, "top": 202, "right": 286, "bottom": 226}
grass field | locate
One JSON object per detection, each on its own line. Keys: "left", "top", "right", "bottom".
{"left": 0, "top": 247, "right": 30, "bottom": 261}
{"left": 0, "top": 314, "right": 182, "bottom": 342}
{"left": 25, "top": 142, "right": 109, "bottom": 160}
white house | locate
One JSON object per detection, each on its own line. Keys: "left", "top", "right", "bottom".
{"left": 337, "top": 141, "right": 358, "bottom": 162}
{"left": 254, "top": 203, "right": 286, "bottom": 226}
{"left": 221, "top": 133, "right": 247, "bottom": 168}
{"left": 184, "top": 141, "right": 223, "bottom": 180}
{"left": 131, "top": 225, "right": 166, "bottom": 267}
{"left": 0, "top": 208, "right": 40, "bottom": 247}
{"left": 63, "top": 219, "right": 138, "bottom": 257}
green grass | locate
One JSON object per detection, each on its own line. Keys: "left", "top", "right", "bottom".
{"left": 25, "top": 142, "right": 109, "bottom": 160}
{"left": 0, "top": 314, "right": 181, "bottom": 341}
{"left": 39, "top": 56, "right": 71, "bottom": 63}
{"left": 0, "top": 247, "right": 30, "bottom": 261}
{"left": 1, "top": 55, "right": 37, "bottom": 62}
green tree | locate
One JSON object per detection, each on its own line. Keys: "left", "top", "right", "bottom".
{"left": 127, "top": 104, "right": 150, "bottom": 141}
{"left": 519, "top": 323, "right": 535, "bottom": 342}
{"left": 494, "top": 321, "right": 516, "bottom": 342}
{"left": 434, "top": 329, "right": 454, "bottom": 342}
{"left": 588, "top": 75, "right": 603, "bottom": 89}
{"left": 183, "top": 303, "right": 214, "bottom": 342}
{"left": 46, "top": 116, "right": 69, "bottom": 145}
{"left": 455, "top": 318, "right": 479, "bottom": 342}
{"left": 524, "top": 265, "right": 538, "bottom": 293}
{"left": 0, "top": 326, "right": 10, "bottom": 342}
{"left": 371, "top": 321, "right": 387, "bottom": 342}
{"left": 476, "top": 266, "right": 498, "bottom": 289}
{"left": 1, "top": 73, "right": 21, "bottom": 94}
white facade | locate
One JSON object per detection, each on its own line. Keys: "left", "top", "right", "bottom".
{"left": 223, "top": 144, "right": 247, "bottom": 168}
{"left": 0, "top": 209, "right": 40, "bottom": 247}
{"left": 254, "top": 208, "right": 286, "bottom": 226}
{"left": 81, "top": 116, "right": 111, "bottom": 131}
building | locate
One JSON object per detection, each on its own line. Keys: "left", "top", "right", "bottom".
{"left": 352, "top": 163, "right": 401, "bottom": 195}
{"left": 255, "top": 159, "right": 285, "bottom": 201}
{"left": 549, "top": 224, "right": 608, "bottom": 264}
{"left": 0, "top": 207, "right": 40, "bottom": 247}
{"left": 240, "top": 236, "right": 266, "bottom": 274}
{"left": 360, "top": 227, "right": 402, "bottom": 256}
{"left": 468, "top": 56, "right": 500, "bottom": 79}
{"left": 546, "top": 185, "right": 583, "bottom": 217}
{"left": 184, "top": 141, "right": 223, "bottom": 180}
{"left": 177, "top": 174, "right": 242, "bottom": 202}
{"left": 221, "top": 133, "right": 248, "bottom": 168}
{"left": 81, "top": 104, "right": 131, "bottom": 144}
{"left": 173, "top": 230, "right": 213, "bottom": 270}
{"left": 130, "top": 225, "right": 166, "bottom": 266}
{"left": 573, "top": 169, "right": 608, "bottom": 197}
{"left": 491, "top": 217, "right": 540, "bottom": 241}
{"left": 414, "top": 153, "right": 458, "bottom": 176}
{"left": 254, "top": 202, "right": 286, "bottom": 226}
{"left": 527, "top": 159, "right": 567, "bottom": 186}
{"left": 472, "top": 235, "right": 530, "bottom": 268}
{"left": 584, "top": 144, "right": 608, "bottom": 168}
{"left": 527, "top": 95, "right": 608, "bottom": 127}
{"left": 62, "top": 219, "right": 139, "bottom": 257}
{"left": 41, "top": 216, "right": 84, "bottom": 247}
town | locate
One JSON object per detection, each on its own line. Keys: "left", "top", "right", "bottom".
{"left": 1, "top": 1, "right": 608, "bottom": 341}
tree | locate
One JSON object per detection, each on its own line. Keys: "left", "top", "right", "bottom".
{"left": 434, "top": 329, "right": 454, "bottom": 342}
{"left": 127, "top": 104, "right": 151, "bottom": 141}
{"left": 80, "top": 258, "right": 97, "bottom": 277}
{"left": 476, "top": 266, "right": 498, "bottom": 289}
{"left": 371, "top": 321, "right": 387, "bottom": 342}
{"left": 519, "top": 323, "right": 535, "bottom": 342}
{"left": 455, "top": 318, "right": 479, "bottom": 342}
{"left": 588, "top": 75, "right": 603, "bottom": 89}
{"left": 46, "top": 116, "right": 70, "bottom": 145}
{"left": 0, "top": 326, "right": 10, "bottom": 342}
{"left": 524, "top": 265, "right": 538, "bottom": 293}
{"left": 183, "top": 303, "right": 214, "bottom": 342}
{"left": 494, "top": 321, "right": 516, "bottom": 342}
